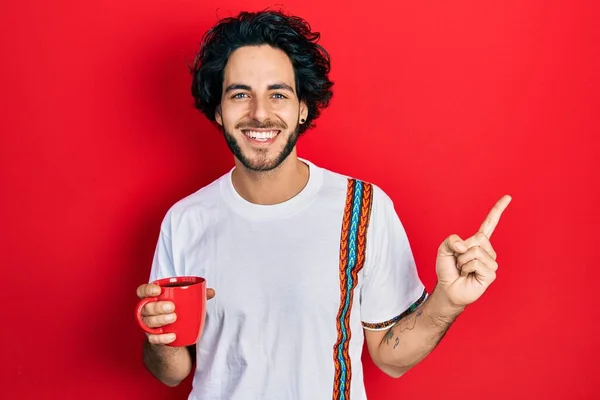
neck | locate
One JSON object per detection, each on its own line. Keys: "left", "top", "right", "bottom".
{"left": 231, "top": 152, "right": 309, "bottom": 205}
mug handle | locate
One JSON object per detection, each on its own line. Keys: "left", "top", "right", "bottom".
{"left": 135, "top": 297, "right": 163, "bottom": 335}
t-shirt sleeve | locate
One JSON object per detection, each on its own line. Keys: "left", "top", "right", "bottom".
{"left": 148, "top": 212, "right": 177, "bottom": 283}
{"left": 360, "top": 186, "right": 428, "bottom": 331}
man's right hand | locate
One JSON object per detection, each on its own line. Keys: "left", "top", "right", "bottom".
{"left": 136, "top": 283, "right": 216, "bottom": 345}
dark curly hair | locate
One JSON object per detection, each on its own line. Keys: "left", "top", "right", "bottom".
{"left": 190, "top": 10, "right": 334, "bottom": 135}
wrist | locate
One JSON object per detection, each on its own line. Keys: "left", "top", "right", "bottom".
{"left": 427, "top": 287, "right": 465, "bottom": 323}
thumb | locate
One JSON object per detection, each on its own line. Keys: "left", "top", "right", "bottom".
{"left": 438, "top": 234, "right": 467, "bottom": 257}
{"left": 207, "top": 288, "right": 216, "bottom": 300}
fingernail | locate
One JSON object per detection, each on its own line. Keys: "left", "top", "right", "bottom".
{"left": 165, "top": 314, "right": 175, "bottom": 322}
{"left": 167, "top": 334, "right": 176, "bottom": 342}
{"left": 163, "top": 303, "right": 174, "bottom": 312}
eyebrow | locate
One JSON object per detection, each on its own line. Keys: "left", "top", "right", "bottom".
{"left": 224, "top": 82, "right": 295, "bottom": 94}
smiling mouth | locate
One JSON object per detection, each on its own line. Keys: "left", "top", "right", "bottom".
{"left": 242, "top": 130, "right": 280, "bottom": 142}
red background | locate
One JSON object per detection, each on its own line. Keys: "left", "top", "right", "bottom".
{"left": 1, "top": 0, "right": 598, "bottom": 399}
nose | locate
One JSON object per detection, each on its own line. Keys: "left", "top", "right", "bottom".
{"left": 248, "top": 96, "right": 269, "bottom": 122}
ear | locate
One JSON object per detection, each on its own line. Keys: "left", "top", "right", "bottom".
{"left": 299, "top": 101, "right": 308, "bottom": 124}
{"left": 215, "top": 105, "right": 223, "bottom": 126}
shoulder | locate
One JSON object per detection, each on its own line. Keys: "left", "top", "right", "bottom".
{"left": 159, "top": 172, "right": 229, "bottom": 232}
{"left": 308, "top": 159, "right": 391, "bottom": 202}
{"left": 307, "top": 159, "right": 399, "bottom": 231}
{"left": 313, "top": 161, "right": 394, "bottom": 210}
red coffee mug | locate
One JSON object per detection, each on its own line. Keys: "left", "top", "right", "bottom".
{"left": 135, "top": 276, "right": 207, "bottom": 347}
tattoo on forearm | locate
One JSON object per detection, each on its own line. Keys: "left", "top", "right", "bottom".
{"left": 382, "top": 307, "right": 424, "bottom": 350}
{"left": 398, "top": 309, "right": 423, "bottom": 332}
{"left": 382, "top": 326, "right": 395, "bottom": 345}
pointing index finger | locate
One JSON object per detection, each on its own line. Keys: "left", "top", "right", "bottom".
{"left": 479, "top": 195, "right": 512, "bottom": 238}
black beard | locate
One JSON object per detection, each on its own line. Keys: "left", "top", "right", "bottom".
{"left": 222, "top": 124, "right": 300, "bottom": 172}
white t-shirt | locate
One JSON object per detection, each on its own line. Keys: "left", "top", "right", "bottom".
{"left": 148, "top": 159, "right": 427, "bottom": 400}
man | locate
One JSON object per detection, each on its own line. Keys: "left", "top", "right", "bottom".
{"left": 136, "top": 10, "right": 511, "bottom": 400}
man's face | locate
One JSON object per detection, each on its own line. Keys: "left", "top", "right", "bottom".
{"left": 215, "top": 45, "right": 307, "bottom": 172}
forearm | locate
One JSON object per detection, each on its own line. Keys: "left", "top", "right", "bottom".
{"left": 142, "top": 338, "right": 193, "bottom": 386}
{"left": 376, "top": 287, "right": 464, "bottom": 377}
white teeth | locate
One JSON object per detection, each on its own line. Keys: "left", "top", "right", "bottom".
{"left": 244, "top": 130, "right": 278, "bottom": 141}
